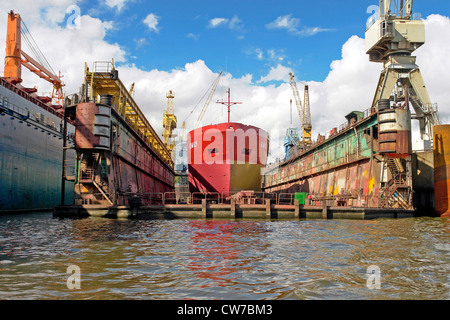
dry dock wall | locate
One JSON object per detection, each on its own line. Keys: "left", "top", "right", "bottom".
{"left": 412, "top": 151, "right": 434, "bottom": 215}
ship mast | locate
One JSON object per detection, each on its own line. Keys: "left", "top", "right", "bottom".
{"left": 217, "top": 88, "right": 241, "bottom": 123}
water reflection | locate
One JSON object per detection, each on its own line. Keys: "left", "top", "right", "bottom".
{"left": 0, "top": 213, "right": 449, "bottom": 300}
{"left": 186, "top": 220, "right": 241, "bottom": 286}
{"left": 185, "top": 220, "right": 272, "bottom": 289}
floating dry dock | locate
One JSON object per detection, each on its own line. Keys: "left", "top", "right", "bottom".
{"left": 53, "top": 1, "right": 443, "bottom": 220}
{"left": 53, "top": 198, "right": 414, "bottom": 220}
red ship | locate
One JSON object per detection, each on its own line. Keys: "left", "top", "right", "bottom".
{"left": 187, "top": 89, "right": 269, "bottom": 197}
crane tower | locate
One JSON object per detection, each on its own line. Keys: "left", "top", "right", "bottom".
{"left": 289, "top": 72, "right": 312, "bottom": 144}
{"left": 366, "top": 0, "right": 439, "bottom": 147}
{"left": 162, "top": 90, "right": 177, "bottom": 153}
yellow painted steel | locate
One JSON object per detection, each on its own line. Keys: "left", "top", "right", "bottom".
{"left": 84, "top": 60, "right": 173, "bottom": 167}
{"left": 289, "top": 72, "right": 312, "bottom": 143}
{"left": 162, "top": 90, "right": 177, "bottom": 153}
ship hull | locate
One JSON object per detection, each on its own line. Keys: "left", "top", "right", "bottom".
{"left": 188, "top": 122, "right": 269, "bottom": 197}
{"left": 0, "top": 80, "right": 75, "bottom": 212}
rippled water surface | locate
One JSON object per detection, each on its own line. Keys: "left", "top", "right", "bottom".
{"left": 0, "top": 212, "right": 449, "bottom": 300}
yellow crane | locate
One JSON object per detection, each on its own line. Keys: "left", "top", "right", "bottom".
{"left": 162, "top": 90, "right": 177, "bottom": 153}
{"left": 289, "top": 72, "right": 311, "bottom": 143}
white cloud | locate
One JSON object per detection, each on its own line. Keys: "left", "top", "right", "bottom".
{"left": 0, "top": 2, "right": 448, "bottom": 163}
{"left": 134, "top": 37, "right": 147, "bottom": 48}
{"left": 143, "top": 13, "right": 159, "bottom": 32}
{"left": 300, "top": 26, "right": 334, "bottom": 36}
{"left": 246, "top": 48, "right": 285, "bottom": 63}
{"left": 208, "top": 15, "right": 244, "bottom": 35}
{"left": 258, "top": 64, "right": 292, "bottom": 83}
{"left": 266, "top": 14, "right": 334, "bottom": 37}
{"left": 254, "top": 48, "right": 264, "bottom": 60}
{"left": 267, "top": 49, "right": 285, "bottom": 62}
{"left": 229, "top": 15, "right": 243, "bottom": 31}
{"left": 105, "top": 0, "right": 129, "bottom": 11}
{"left": 0, "top": 1, "right": 126, "bottom": 95}
{"left": 186, "top": 33, "right": 199, "bottom": 41}
{"left": 266, "top": 14, "right": 299, "bottom": 32}
{"left": 209, "top": 17, "right": 228, "bottom": 28}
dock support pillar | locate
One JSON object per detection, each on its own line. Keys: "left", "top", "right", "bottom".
{"left": 202, "top": 199, "right": 207, "bottom": 218}
{"left": 294, "top": 199, "right": 300, "bottom": 218}
{"left": 231, "top": 199, "right": 236, "bottom": 219}
{"left": 322, "top": 202, "right": 331, "bottom": 219}
{"left": 266, "top": 199, "right": 272, "bottom": 219}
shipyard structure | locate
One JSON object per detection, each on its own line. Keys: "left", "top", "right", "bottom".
{"left": 54, "top": 0, "right": 449, "bottom": 219}
{"left": 263, "top": 0, "right": 442, "bottom": 216}
{"left": 63, "top": 61, "right": 174, "bottom": 207}
{"left": 263, "top": 106, "right": 414, "bottom": 209}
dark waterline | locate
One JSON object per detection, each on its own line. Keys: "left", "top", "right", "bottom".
{"left": 0, "top": 211, "right": 449, "bottom": 300}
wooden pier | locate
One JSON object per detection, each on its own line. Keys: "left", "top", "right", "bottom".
{"left": 53, "top": 199, "right": 414, "bottom": 220}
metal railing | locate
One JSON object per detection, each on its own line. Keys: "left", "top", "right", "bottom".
{"left": 74, "top": 190, "right": 410, "bottom": 209}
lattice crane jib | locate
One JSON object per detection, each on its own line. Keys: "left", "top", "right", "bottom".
{"left": 163, "top": 90, "right": 177, "bottom": 152}
{"left": 195, "top": 71, "right": 223, "bottom": 129}
{"left": 289, "top": 72, "right": 311, "bottom": 143}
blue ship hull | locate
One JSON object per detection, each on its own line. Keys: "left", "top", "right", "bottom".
{"left": 0, "top": 82, "right": 75, "bottom": 212}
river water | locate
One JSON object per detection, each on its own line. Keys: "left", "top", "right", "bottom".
{"left": 0, "top": 212, "right": 449, "bottom": 300}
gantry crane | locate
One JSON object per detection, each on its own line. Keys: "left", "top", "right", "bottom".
{"left": 366, "top": 0, "right": 440, "bottom": 145}
{"left": 162, "top": 90, "right": 177, "bottom": 153}
{"left": 289, "top": 72, "right": 312, "bottom": 144}
{"left": 4, "top": 10, "right": 64, "bottom": 107}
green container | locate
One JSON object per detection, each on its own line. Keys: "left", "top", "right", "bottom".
{"left": 294, "top": 192, "right": 308, "bottom": 205}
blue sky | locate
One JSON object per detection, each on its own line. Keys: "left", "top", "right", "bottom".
{"left": 71, "top": 0, "right": 450, "bottom": 83}
{"left": 1, "top": 0, "right": 450, "bottom": 158}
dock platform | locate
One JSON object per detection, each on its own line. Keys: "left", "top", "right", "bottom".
{"left": 53, "top": 199, "right": 414, "bottom": 220}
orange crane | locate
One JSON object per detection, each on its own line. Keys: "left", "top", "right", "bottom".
{"left": 4, "top": 10, "right": 64, "bottom": 106}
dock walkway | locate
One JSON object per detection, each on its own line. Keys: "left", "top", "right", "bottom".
{"left": 53, "top": 199, "right": 414, "bottom": 220}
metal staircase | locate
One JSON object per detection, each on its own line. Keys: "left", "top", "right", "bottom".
{"left": 379, "top": 158, "right": 411, "bottom": 209}
{"left": 78, "top": 153, "right": 113, "bottom": 205}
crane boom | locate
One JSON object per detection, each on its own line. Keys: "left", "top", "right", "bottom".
{"left": 289, "top": 72, "right": 303, "bottom": 126}
{"left": 162, "top": 90, "right": 177, "bottom": 153}
{"left": 4, "top": 11, "right": 64, "bottom": 106}
{"left": 289, "top": 72, "right": 311, "bottom": 143}
{"left": 303, "top": 84, "right": 312, "bottom": 134}
{"left": 195, "top": 71, "right": 223, "bottom": 128}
